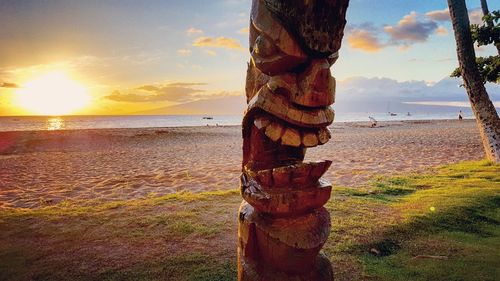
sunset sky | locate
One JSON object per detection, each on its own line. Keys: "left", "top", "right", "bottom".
{"left": 0, "top": 0, "right": 499, "bottom": 116}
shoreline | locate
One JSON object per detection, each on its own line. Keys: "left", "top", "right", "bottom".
{"left": 0, "top": 118, "right": 475, "bottom": 134}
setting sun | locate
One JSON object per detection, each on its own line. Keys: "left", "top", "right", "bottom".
{"left": 15, "top": 71, "right": 90, "bottom": 115}
{"left": 1, "top": 1, "right": 500, "bottom": 280}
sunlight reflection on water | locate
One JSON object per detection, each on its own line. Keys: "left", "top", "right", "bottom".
{"left": 0, "top": 112, "right": 472, "bottom": 132}
{"left": 46, "top": 117, "right": 65, "bottom": 130}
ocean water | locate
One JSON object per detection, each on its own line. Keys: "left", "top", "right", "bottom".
{"left": 0, "top": 112, "right": 469, "bottom": 132}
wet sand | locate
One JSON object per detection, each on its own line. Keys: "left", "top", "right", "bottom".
{"left": 0, "top": 119, "right": 484, "bottom": 209}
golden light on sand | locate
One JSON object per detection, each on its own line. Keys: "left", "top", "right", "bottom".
{"left": 15, "top": 71, "right": 90, "bottom": 115}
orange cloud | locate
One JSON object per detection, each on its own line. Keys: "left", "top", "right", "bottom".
{"left": 384, "top": 11, "right": 437, "bottom": 44}
{"left": 347, "top": 29, "right": 383, "bottom": 52}
{"left": 426, "top": 7, "right": 483, "bottom": 25}
{"left": 193, "top": 36, "right": 244, "bottom": 50}
{"left": 426, "top": 8, "right": 450, "bottom": 21}
{"left": 435, "top": 26, "right": 448, "bottom": 36}
{"left": 238, "top": 27, "right": 249, "bottom": 34}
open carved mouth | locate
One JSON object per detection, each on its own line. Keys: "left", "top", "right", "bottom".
{"left": 241, "top": 85, "right": 334, "bottom": 217}
{"left": 239, "top": 0, "right": 338, "bottom": 218}
{"left": 237, "top": 0, "right": 349, "bottom": 277}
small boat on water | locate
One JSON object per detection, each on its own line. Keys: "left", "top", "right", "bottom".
{"left": 202, "top": 116, "right": 213, "bottom": 120}
{"left": 386, "top": 102, "right": 397, "bottom": 116}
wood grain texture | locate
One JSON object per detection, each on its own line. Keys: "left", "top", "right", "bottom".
{"left": 239, "top": 0, "right": 349, "bottom": 279}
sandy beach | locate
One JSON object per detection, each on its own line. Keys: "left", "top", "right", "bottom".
{"left": 0, "top": 119, "right": 484, "bottom": 209}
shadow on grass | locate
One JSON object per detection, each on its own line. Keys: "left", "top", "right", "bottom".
{"left": 357, "top": 161, "right": 500, "bottom": 281}
{"left": 365, "top": 195, "right": 499, "bottom": 254}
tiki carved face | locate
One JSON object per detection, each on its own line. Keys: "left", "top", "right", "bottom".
{"left": 241, "top": 0, "right": 348, "bottom": 215}
{"left": 242, "top": 0, "right": 347, "bottom": 173}
{"left": 237, "top": 0, "right": 349, "bottom": 275}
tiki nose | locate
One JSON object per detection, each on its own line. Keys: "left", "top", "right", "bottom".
{"left": 297, "top": 59, "right": 335, "bottom": 107}
{"left": 311, "top": 59, "right": 331, "bottom": 92}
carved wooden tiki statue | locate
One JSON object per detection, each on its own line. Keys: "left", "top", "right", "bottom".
{"left": 238, "top": 0, "right": 349, "bottom": 280}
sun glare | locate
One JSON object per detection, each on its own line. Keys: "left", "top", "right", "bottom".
{"left": 15, "top": 71, "right": 90, "bottom": 115}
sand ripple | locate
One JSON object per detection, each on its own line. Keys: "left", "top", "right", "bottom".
{"left": 0, "top": 120, "right": 483, "bottom": 209}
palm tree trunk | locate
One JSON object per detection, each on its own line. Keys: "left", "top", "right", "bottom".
{"left": 448, "top": 0, "right": 500, "bottom": 162}
{"left": 480, "top": 0, "right": 489, "bottom": 16}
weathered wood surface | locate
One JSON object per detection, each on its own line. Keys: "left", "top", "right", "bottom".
{"left": 238, "top": 0, "right": 349, "bottom": 279}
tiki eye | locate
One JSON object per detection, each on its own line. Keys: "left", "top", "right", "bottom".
{"left": 253, "top": 35, "right": 277, "bottom": 58}
{"left": 249, "top": 25, "right": 308, "bottom": 76}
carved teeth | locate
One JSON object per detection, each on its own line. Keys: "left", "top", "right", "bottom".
{"left": 309, "top": 161, "right": 332, "bottom": 181}
{"left": 290, "top": 164, "right": 312, "bottom": 186}
{"left": 265, "top": 121, "right": 284, "bottom": 142}
{"left": 281, "top": 127, "right": 301, "bottom": 147}
{"left": 272, "top": 166, "right": 292, "bottom": 187}
{"left": 302, "top": 132, "right": 318, "bottom": 147}
{"left": 254, "top": 116, "right": 332, "bottom": 147}
{"left": 254, "top": 116, "right": 271, "bottom": 129}
{"left": 257, "top": 169, "right": 273, "bottom": 187}
{"left": 253, "top": 161, "right": 331, "bottom": 189}
{"left": 318, "top": 127, "right": 331, "bottom": 144}
{"left": 324, "top": 107, "right": 335, "bottom": 121}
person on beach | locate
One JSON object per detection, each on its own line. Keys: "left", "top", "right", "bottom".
{"left": 369, "top": 116, "right": 377, "bottom": 127}
{"left": 458, "top": 110, "right": 463, "bottom": 121}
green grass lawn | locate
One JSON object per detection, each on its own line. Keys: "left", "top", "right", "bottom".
{"left": 0, "top": 161, "right": 498, "bottom": 281}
